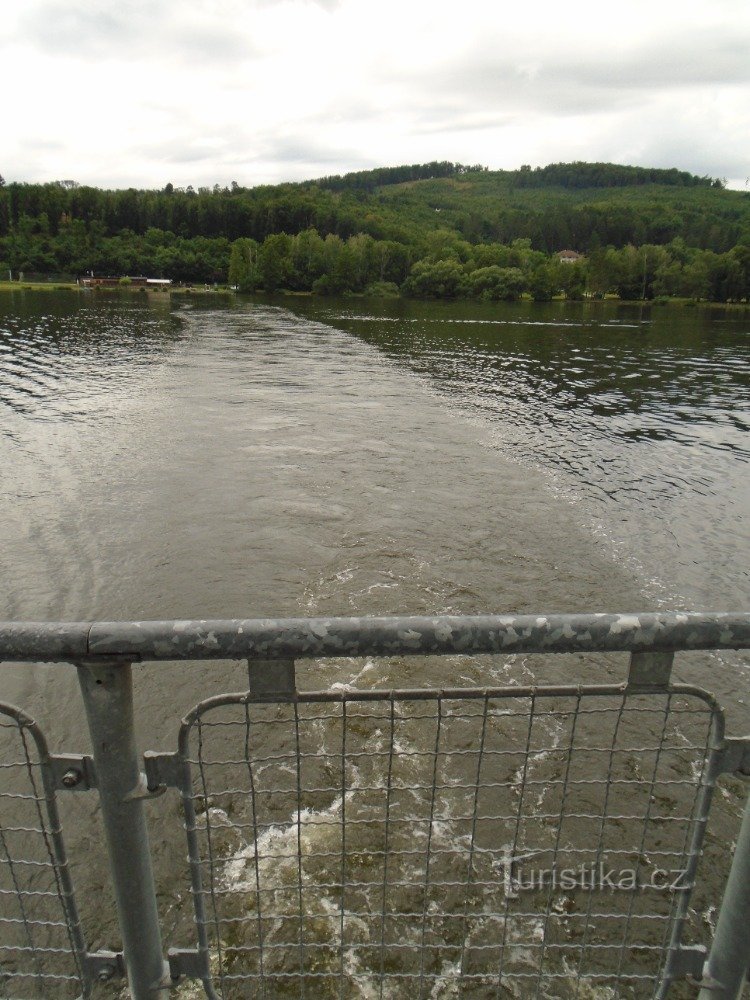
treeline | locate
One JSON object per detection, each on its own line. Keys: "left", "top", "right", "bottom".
{"left": 586, "top": 241, "right": 749, "bottom": 301}
{"left": 446, "top": 202, "right": 744, "bottom": 255}
{"left": 0, "top": 180, "right": 377, "bottom": 245}
{"left": 510, "top": 161, "right": 721, "bottom": 190}
{"left": 229, "top": 229, "right": 750, "bottom": 303}
{"left": 1, "top": 219, "right": 230, "bottom": 283}
{"left": 310, "top": 161, "right": 488, "bottom": 193}
{"left": 0, "top": 162, "right": 748, "bottom": 293}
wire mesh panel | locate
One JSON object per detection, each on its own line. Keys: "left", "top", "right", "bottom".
{"left": 0, "top": 704, "right": 88, "bottom": 999}
{"left": 178, "top": 682, "right": 722, "bottom": 999}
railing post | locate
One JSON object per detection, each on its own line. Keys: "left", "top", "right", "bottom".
{"left": 699, "top": 789, "right": 750, "bottom": 999}
{"left": 76, "top": 659, "right": 169, "bottom": 999}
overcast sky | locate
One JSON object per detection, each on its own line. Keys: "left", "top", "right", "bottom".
{"left": 2, "top": 0, "right": 749, "bottom": 190}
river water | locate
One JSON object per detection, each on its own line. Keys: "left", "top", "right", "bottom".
{"left": 0, "top": 291, "right": 748, "bottom": 997}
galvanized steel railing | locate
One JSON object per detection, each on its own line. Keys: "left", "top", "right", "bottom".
{"left": 0, "top": 613, "right": 749, "bottom": 999}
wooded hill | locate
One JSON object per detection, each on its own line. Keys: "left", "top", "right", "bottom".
{"left": 1, "top": 162, "right": 748, "bottom": 301}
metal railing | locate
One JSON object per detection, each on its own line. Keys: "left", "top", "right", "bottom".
{"left": 0, "top": 613, "right": 749, "bottom": 999}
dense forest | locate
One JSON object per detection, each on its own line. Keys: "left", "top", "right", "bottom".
{"left": 1, "top": 161, "right": 748, "bottom": 301}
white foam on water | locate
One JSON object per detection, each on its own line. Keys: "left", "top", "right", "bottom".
{"left": 560, "top": 958, "right": 617, "bottom": 999}
{"left": 429, "top": 818, "right": 471, "bottom": 854}
{"left": 222, "top": 790, "right": 353, "bottom": 892}
{"left": 427, "top": 960, "right": 462, "bottom": 998}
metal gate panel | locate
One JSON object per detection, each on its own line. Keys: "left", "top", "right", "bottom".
{"left": 176, "top": 683, "right": 722, "bottom": 999}
{"left": 0, "top": 703, "right": 89, "bottom": 999}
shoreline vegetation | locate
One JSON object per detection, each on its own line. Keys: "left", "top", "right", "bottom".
{"left": 2, "top": 280, "right": 748, "bottom": 311}
{"left": 1, "top": 160, "right": 748, "bottom": 305}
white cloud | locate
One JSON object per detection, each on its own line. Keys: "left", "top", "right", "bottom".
{"left": 1, "top": 0, "right": 748, "bottom": 189}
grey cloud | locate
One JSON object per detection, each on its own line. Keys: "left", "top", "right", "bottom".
{"left": 20, "top": 1, "right": 163, "bottom": 56}
{"left": 285, "top": 97, "right": 386, "bottom": 130}
{"left": 407, "top": 109, "right": 522, "bottom": 136}
{"left": 567, "top": 33, "right": 750, "bottom": 89}
{"left": 6, "top": 1, "right": 748, "bottom": 190}
{"left": 128, "top": 123, "right": 370, "bottom": 176}
{"left": 168, "top": 25, "right": 254, "bottom": 63}
{"left": 387, "top": 27, "right": 750, "bottom": 123}
{"left": 252, "top": 0, "right": 341, "bottom": 8}
{"left": 622, "top": 132, "right": 750, "bottom": 185}
{"left": 249, "top": 132, "right": 371, "bottom": 167}
{"left": 383, "top": 63, "right": 633, "bottom": 123}
{"left": 132, "top": 134, "right": 235, "bottom": 165}
{"left": 18, "top": 0, "right": 255, "bottom": 64}
{"left": 164, "top": 148, "right": 218, "bottom": 165}
{"left": 25, "top": 138, "right": 66, "bottom": 151}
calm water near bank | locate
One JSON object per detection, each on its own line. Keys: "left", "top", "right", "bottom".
{"left": 0, "top": 290, "right": 748, "bottom": 990}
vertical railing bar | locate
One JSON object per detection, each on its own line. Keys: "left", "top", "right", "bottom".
{"left": 458, "top": 692, "right": 489, "bottom": 980}
{"left": 293, "top": 699, "right": 306, "bottom": 998}
{"left": 243, "top": 701, "right": 265, "bottom": 995}
{"left": 656, "top": 703, "right": 725, "bottom": 999}
{"left": 177, "top": 722, "right": 220, "bottom": 1000}
{"left": 494, "top": 689, "right": 537, "bottom": 999}
{"left": 418, "top": 696, "right": 443, "bottom": 998}
{"left": 378, "top": 696, "right": 396, "bottom": 998}
{"left": 195, "top": 714, "right": 225, "bottom": 999}
{"left": 338, "top": 699, "right": 347, "bottom": 998}
{"left": 572, "top": 689, "right": 628, "bottom": 998}
{"left": 533, "top": 692, "right": 582, "bottom": 1000}
{"left": 698, "top": 789, "right": 750, "bottom": 1000}
{"left": 75, "top": 660, "right": 169, "bottom": 999}
{"left": 19, "top": 723, "right": 89, "bottom": 997}
{"left": 613, "top": 690, "right": 673, "bottom": 997}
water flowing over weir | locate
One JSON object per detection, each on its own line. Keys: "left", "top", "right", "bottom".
{"left": 0, "top": 293, "right": 748, "bottom": 997}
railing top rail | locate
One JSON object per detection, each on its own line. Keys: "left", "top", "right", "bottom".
{"left": 0, "top": 612, "right": 749, "bottom": 664}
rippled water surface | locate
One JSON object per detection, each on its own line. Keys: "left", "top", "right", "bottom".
{"left": 0, "top": 291, "right": 748, "bottom": 995}
{"left": 290, "top": 297, "right": 750, "bottom": 615}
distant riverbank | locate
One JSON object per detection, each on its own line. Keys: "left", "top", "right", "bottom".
{"left": 0, "top": 280, "right": 232, "bottom": 297}
{"left": 1, "top": 280, "right": 748, "bottom": 310}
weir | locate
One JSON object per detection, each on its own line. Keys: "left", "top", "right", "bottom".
{"left": 0, "top": 612, "right": 749, "bottom": 998}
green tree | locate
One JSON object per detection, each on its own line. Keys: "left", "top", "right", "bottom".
{"left": 730, "top": 244, "right": 750, "bottom": 300}
{"left": 468, "top": 265, "right": 527, "bottom": 300}
{"left": 228, "top": 237, "right": 259, "bottom": 291}
{"left": 557, "top": 261, "right": 586, "bottom": 299}
{"left": 652, "top": 258, "right": 683, "bottom": 297}
{"left": 311, "top": 234, "right": 358, "bottom": 294}
{"left": 258, "top": 233, "right": 292, "bottom": 291}
{"left": 403, "top": 259, "right": 469, "bottom": 298}
{"left": 528, "top": 265, "right": 556, "bottom": 301}
{"left": 584, "top": 248, "right": 614, "bottom": 296}
{"left": 371, "top": 240, "right": 410, "bottom": 284}
{"left": 423, "top": 229, "right": 472, "bottom": 263}
{"left": 289, "top": 228, "right": 325, "bottom": 289}
{"left": 680, "top": 252, "right": 712, "bottom": 299}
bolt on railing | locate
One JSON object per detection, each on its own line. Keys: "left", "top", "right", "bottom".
{"left": 0, "top": 613, "right": 749, "bottom": 999}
